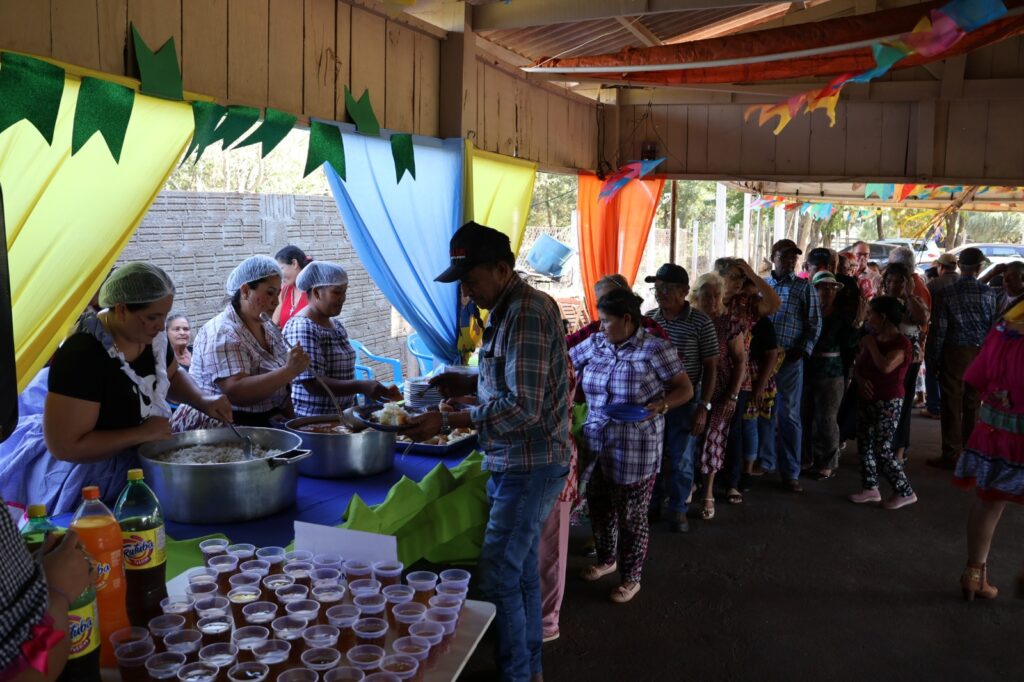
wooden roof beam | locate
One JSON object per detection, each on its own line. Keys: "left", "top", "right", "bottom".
{"left": 473, "top": 0, "right": 786, "bottom": 32}
{"left": 615, "top": 16, "right": 663, "bottom": 47}
{"left": 664, "top": 3, "right": 794, "bottom": 44}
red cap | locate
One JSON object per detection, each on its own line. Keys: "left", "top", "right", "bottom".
{"left": 82, "top": 486, "right": 101, "bottom": 500}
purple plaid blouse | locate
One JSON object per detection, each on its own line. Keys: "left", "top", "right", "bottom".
{"left": 569, "top": 326, "right": 685, "bottom": 484}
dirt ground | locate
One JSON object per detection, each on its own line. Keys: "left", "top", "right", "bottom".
{"left": 460, "top": 416, "right": 1024, "bottom": 682}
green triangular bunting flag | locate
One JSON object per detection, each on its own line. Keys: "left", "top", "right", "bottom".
{"left": 305, "top": 120, "right": 345, "bottom": 179}
{"left": 235, "top": 108, "right": 297, "bottom": 157}
{"left": 0, "top": 52, "right": 65, "bottom": 144}
{"left": 131, "top": 24, "right": 183, "bottom": 100}
{"left": 72, "top": 77, "right": 135, "bottom": 162}
{"left": 390, "top": 133, "right": 415, "bottom": 182}
{"left": 183, "top": 101, "right": 227, "bottom": 164}
{"left": 344, "top": 87, "right": 380, "bottom": 137}
{"left": 212, "top": 105, "right": 261, "bottom": 149}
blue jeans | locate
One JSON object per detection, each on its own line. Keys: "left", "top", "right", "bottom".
{"left": 651, "top": 403, "right": 697, "bottom": 514}
{"left": 725, "top": 391, "right": 751, "bottom": 489}
{"left": 771, "top": 358, "right": 804, "bottom": 481}
{"left": 753, "top": 413, "right": 775, "bottom": 469}
{"left": 479, "top": 462, "right": 569, "bottom": 682}
{"left": 925, "top": 360, "right": 941, "bottom": 413}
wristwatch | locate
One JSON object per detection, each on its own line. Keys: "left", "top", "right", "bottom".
{"left": 728, "top": 394, "right": 739, "bottom": 402}
{"left": 702, "top": 402, "right": 712, "bottom": 411}
{"left": 440, "top": 411, "right": 452, "bottom": 435}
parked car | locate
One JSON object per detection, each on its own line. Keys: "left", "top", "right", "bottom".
{"left": 837, "top": 241, "right": 897, "bottom": 268}
{"left": 879, "top": 238, "right": 943, "bottom": 267}
{"left": 950, "top": 242, "right": 1024, "bottom": 268}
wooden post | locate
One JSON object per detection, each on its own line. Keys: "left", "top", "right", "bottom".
{"left": 742, "top": 193, "right": 751, "bottom": 262}
{"left": 669, "top": 180, "right": 678, "bottom": 264}
{"left": 875, "top": 210, "right": 884, "bottom": 240}
{"left": 438, "top": 4, "right": 477, "bottom": 139}
{"left": 713, "top": 182, "right": 727, "bottom": 264}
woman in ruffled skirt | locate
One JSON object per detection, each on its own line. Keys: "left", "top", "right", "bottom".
{"left": 953, "top": 300, "right": 1024, "bottom": 600}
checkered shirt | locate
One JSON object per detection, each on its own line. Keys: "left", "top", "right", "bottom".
{"left": 766, "top": 271, "right": 822, "bottom": 356}
{"left": 283, "top": 316, "right": 357, "bottom": 417}
{"left": 929, "top": 275, "right": 999, "bottom": 358}
{"left": 569, "top": 326, "right": 685, "bottom": 485}
{"left": 469, "top": 277, "right": 572, "bottom": 473}
{"left": 187, "top": 305, "right": 290, "bottom": 414}
{"left": 0, "top": 500, "right": 48, "bottom": 673}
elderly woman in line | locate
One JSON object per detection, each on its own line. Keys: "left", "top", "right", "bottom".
{"left": 0, "top": 264, "right": 232, "bottom": 513}
{"left": 282, "top": 262, "right": 397, "bottom": 417}
{"left": 714, "top": 258, "right": 780, "bottom": 504}
{"left": 849, "top": 296, "right": 918, "bottom": 509}
{"left": 881, "top": 262, "right": 930, "bottom": 464}
{"left": 690, "top": 272, "right": 747, "bottom": 519}
{"left": 571, "top": 289, "right": 692, "bottom": 603}
{"left": 171, "top": 256, "right": 311, "bottom": 431}
{"left": 166, "top": 312, "right": 192, "bottom": 371}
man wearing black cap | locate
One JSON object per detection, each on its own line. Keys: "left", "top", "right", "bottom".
{"left": 926, "top": 246, "right": 998, "bottom": 470}
{"left": 806, "top": 247, "right": 860, "bottom": 321}
{"left": 643, "top": 263, "right": 720, "bottom": 532}
{"left": 762, "top": 239, "right": 822, "bottom": 492}
{"left": 406, "top": 221, "right": 570, "bottom": 682}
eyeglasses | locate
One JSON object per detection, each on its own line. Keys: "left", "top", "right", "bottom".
{"left": 853, "top": 252, "right": 870, "bottom": 258}
{"left": 649, "top": 284, "right": 681, "bottom": 294}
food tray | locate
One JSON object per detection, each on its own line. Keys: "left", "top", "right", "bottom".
{"left": 394, "top": 431, "right": 478, "bottom": 456}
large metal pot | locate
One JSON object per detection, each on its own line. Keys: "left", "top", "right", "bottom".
{"left": 138, "top": 427, "right": 310, "bottom": 524}
{"left": 284, "top": 416, "right": 396, "bottom": 479}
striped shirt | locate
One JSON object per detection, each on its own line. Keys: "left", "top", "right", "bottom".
{"left": 469, "top": 277, "right": 572, "bottom": 473}
{"left": 283, "top": 316, "right": 357, "bottom": 418}
{"left": 645, "top": 304, "right": 719, "bottom": 394}
{"left": 765, "top": 271, "right": 822, "bottom": 357}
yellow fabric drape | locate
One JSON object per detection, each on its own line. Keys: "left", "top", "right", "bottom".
{"left": 2, "top": 74, "right": 194, "bottom": 391}
{"left": 464, "top": 141, "right": 537, "bottom": 257}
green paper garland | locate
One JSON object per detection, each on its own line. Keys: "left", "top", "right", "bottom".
{"left": 131, "top": 25, "right": 183, "bottom": 101}
{"left": 305, "top": 120, "right": 346, "bottom": 179}
{"left": 235, "top": 107, "right": 297, "bottom": 157}
{"left": 210, "top": 105, "right": 261, "bottom": 149}
{"left": 390, "top": 133, "right": 416, "bottom": 182}
{"left": 0, "top": 53, "right": 65, "bottom": 144}
{"left": 344, "top": 86, "right": 380, "bottom": 137}
{"left": 184, "top": 101, "right": 227, "bottom": 164}
{"left": 72, "top": 77, "right": 135, "bottom": 162}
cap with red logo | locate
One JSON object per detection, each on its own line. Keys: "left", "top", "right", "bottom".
{"left": 435, "top": 221, "right": 516, "bottom": 283}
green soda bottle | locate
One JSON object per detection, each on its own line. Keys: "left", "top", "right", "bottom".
{"left": 19, "top": 504, "right": 63, "bottom": 554}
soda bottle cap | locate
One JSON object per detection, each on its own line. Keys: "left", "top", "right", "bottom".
{"left": 82, "top": 486, "right": 101, "bottom": 500}
{"left": 127, "top": 469, "right": 143, "bottom": 481}
{"left": 27, "top": 504, "right": 47, "bottom": 518}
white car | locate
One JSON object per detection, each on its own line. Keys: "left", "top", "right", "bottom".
{"left": 878, "top": 238, "right": 943, "bottom": 269}
{"left": 950, "top": 243, "right": 1024, "bottom": 277}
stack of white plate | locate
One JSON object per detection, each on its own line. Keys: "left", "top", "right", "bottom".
{"left": 404, "top": 377, "right": 443, "bottom": 411}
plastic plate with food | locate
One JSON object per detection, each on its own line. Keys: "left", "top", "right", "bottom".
{"left": 395, "top": 427, "right": 478, "bottom": 455}
{"left": 352, "top": 402, "right": 420, "bottom": 432}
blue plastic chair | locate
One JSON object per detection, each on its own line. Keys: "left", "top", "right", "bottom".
{"left": 349, "top": 340, "right": 404, "bottom": 387}
{"left": 406, "top": 333, "right": 434, "bottom": 377}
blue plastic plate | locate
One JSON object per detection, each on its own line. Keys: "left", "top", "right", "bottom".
{"left": 604, "top": 403, "right": 651, "bottom": 422}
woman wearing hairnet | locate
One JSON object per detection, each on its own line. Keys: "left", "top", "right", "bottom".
{"left": 0, "top": 263, "right": 233, "bottom": 513}
{"left": 282, "top": 262, "right": 398, "bottom": 417}
{"left": 171, "top": 256, "right": 310, "bottom": 431}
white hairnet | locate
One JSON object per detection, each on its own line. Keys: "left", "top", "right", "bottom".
{"left": 98, "top": 263, "right": 175, "bottom": 307}
{"left": 295, "top": 261, "right": 349, "bottom": 292}
{"left": 226, "top": 255, "right": 283, "bottom": 294}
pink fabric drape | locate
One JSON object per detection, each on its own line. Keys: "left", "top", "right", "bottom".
{"left": 577, "top": 173, "right": 665, "bottom": 318}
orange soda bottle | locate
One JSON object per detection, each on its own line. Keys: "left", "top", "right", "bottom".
{"left": 71, "top": 486, "right": 131, "bottom": 668}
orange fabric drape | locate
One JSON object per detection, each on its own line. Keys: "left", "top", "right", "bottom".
{"left": 577, "top": 173, "right": 665, "bottom": 319}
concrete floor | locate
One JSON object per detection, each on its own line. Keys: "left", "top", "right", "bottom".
{"left": 461, "top": 416, "right": 1024, "bottom": 682}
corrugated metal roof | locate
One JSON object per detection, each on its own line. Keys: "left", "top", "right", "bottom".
{"left": 478, "top": 6, "right": 762, "bottom": 62}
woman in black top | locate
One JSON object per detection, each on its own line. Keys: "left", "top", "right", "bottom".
{"left": 3, "top": 263, "right": 232, "bottom": 513}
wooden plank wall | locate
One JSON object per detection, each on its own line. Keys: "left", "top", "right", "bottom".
{"left": 619, "top": 98, "right": 1024, "bottom": 184}
{"left": 0, "top": 0, "right": 444, "bottom": 137}
{"left": 474, "top": 59, "right": 597, "bottom": 171}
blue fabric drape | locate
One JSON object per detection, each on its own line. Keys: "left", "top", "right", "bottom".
{"left": 323, "top": 131, "right": 463, "bottom": 367}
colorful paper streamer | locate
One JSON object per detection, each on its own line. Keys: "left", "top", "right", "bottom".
{"left": 235, "top": 108, "right": 298, "bottom": 158}
{"left": 390, "top": 133, "right": 416, "bottom": 182}
{"left": 598, "top": 158, "right": 664, "bottom": 200}
{"left": 211, "top": 105, "right": 261, "bottom": 149}
{"left": 344, "top": 87, "right": 381, "bottom": 137}
{"left": 305, "top": 120, "right": 346, "bottom": 179}
{"left": 183, "top": 101, "right": 227, "bottom": 164}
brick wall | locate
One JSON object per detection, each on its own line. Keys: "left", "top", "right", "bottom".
{"left": 118, "top": 191, "right": 409, "bottom": 382}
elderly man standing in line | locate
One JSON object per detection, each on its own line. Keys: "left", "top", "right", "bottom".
{"left": 921, "top": 253, "right": 960, "bottom": 419}
{"left": 850, "top": 240, "right": 877, "bottom": 299}
{"left": 760, "top": 240, "right": 822, "bottom": 492}
{"left": 406, "top": 222, "right": 570, "bottom": 682}
{"left": 926, "top": 247, "right": 998, "bottom": 470}
{"left": 643, "top": 263, "right": 720, "bottom": 534}
{"left": 980, "top": 260, "right": 1024, "bottom": 315}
